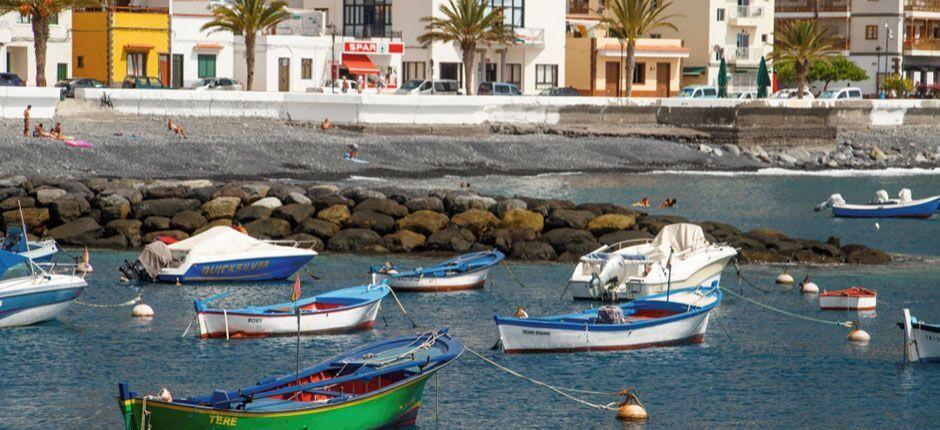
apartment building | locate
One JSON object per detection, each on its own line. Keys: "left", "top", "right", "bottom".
{"left": 72, "top": 6, "right": 170, "bottom": 86}
{"left": 777, "top": 0, "right": 940, "bottom": 94}
{"left": 0, "top": 11, "right": 72, "bottom": 86}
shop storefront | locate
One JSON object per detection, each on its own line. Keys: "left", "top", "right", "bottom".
{"left": 339, "top": 40, "right": 403, "bottom": 91}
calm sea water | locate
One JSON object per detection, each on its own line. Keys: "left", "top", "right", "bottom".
{"left": 2, "top": 172, "right": 939, "bottom": 429}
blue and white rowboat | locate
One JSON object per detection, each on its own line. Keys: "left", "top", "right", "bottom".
{"left": 817, "top": 191, "right": 940, "bottom": 219}
{"left": 495, "top": 286, "right": 721, "bottom": 353}
{"left": 370, "top": 249, "right": 504, "bottom": 292}
{"left": 0, "top": 250, "right": 86, "bottom": 328}
{"left": 901, "top": 308, "right": 940, "bottom": 363}
{"left": 2, "top": 226, "right": 58, "bottom": 262}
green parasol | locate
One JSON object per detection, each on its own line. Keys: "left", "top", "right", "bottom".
{"left": 717, "top": 57, "right": 728, "bottom": 98}
{"left": 757, "top": 56, "right": 771, "bottom": 98}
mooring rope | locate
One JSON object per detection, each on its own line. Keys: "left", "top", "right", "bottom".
{"left": 386, "top": 286, "right": 419, "bottom": 329}
{"left": 75, "top": 293, "right": 141, "bottom": 308}
{"left": 732, "top": 260, "right": 774, "bottom": 293}
{"left": 501, "top": 260, "right": 529, "bottom": 289}
{"left": 719, "top": 286, "right": 854, "bottom": 327}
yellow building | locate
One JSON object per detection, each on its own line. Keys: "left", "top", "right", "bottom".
{"left": 72, "top": 6, "right": 170, "bottom": 86}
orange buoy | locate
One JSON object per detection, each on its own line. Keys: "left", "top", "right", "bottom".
{"left": 616, "top": 391, "right": 648, "bottom": 421}
{"left": 847, "top": 329, "right": 870, "bottom": 342}
{"left": 513, "top": 307, "right": 529, "bottom": 318}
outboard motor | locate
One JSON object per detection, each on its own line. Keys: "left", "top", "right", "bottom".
{"left": 119, "top": 259, "right": 152, "bottom": 282}
{"left": 119, "top": 241, "right": 172, "bottom": 282}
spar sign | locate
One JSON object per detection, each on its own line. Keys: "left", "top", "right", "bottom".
{"left": 343, "top": 41, "right": 404, "bottom": 55}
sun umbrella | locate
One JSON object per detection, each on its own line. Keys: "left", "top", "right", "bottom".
{"left": 717, "top": 57, "right": 728, "bottom": 98}
{"left": 757, "top": 56, "right": 771, "bottom": 98}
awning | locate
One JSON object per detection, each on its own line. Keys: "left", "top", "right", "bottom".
{"left": 683, "top": 67, "right": 706, "bottom": 77}
{"left": 342, "top": 54, "right": 379, "bottom": 75}
{"left": 194, "top": 42, "right": 224, "bottom": 50}
{"left": 123, "top": 43, "right": 154, "bottom": 52}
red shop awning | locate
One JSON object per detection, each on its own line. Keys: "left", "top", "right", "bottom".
{"left": 342, "top": 54, "right": 379, "bottom": 75}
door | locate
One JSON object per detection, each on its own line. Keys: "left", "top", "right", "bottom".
{"left": 172, "top": 54, "right": 184, "bottom": 88}
{"left": 605, "top": 61, "right": 620, "bottom": 96}
{"left": 57, "top": 63, "right": 67, "bottom": 81}
{"left": 158, "top": 54, "right": 169, "bottom": 86}
{"left": 656, "top": 62, "right": 670, "bottom": 97}
{"left": 278, "top": 57, "right": 290, "bottom": 92}
{"left": 485, "top": 63, "right": 497, "bottom": 82}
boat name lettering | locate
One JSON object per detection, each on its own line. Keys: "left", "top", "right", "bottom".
{"left": 200, "top": 261, "right": 270, "bottom": 276}
{"left": 522, "top": 329, "right": 550, "bottom": 336}
{"left": 208, "top": 415, "right": 237, "bottom": 426}
{"left": 247, "top": 318, "right": 262, "bottom": 324}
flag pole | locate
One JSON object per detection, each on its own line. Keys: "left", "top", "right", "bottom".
{"left": 294, "top": 273, "right": 301, "bottom": 381}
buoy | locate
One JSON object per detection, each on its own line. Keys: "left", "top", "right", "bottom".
{"left": 77, "top": 247, "right": 93, "bottom": 273}
{"left": 874, "top": 222, "right": 880, "bottom": 231}
{"left": 799, "top": 275, "right": 819, "bottom": 294}
{"left": 616, "top": 392, "right": 648, "bottom": 421}
{"left": 132, "top": 303, "right": 154, "bottom": 318}
{"left": 775, "top": 269, "right": 794, "bottom": 286}
{"left": 847, "top": 328, "right": 870, "bottom": 342}
{"left": 513, "top": 307, "right": 529, "bottom": 318}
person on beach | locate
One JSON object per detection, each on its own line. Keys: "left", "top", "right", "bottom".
{"left": 659, "top": 198, "right": 677, "bottom": 208}
{"left": 357, "top": 75, "right": 365, "bottom": 94}
{"left": 341, "top": 77, "right": 349, "bottom": 93}
{"left": 376, "top": 74, "right": 386, "bottom": 93}
{"left": 51, "top": 122, "right": 63, "bottom": 140}
{"left": 632, "top": 197, "right": 650, "bottom": 207}
{"left": 33, "top": 123, "right": 50, "bottom": 138}
{"left": 167, "top": 119, "right": 187, "bottom": 140}
{"left": 321, "top": 118, "right": 332, "bottom": 130}
{"left": 346, "top": 143, "right": 359, "bottom": 159}
{"left": 23, "top": 105, "right": 31, "bottom": 137}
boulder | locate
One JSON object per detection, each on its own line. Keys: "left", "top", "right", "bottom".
{"left": 245, "top": 218, "right": 292, "bottom": 239}
{"left": 145, "top": 185, "right": 187, "bottom": 200}
{"left": 101, "top": 187, "right": 142, "bottom": 205}
{"left": 636, "top": 215, "right": 688, "bottom": 234}
{"left": 597, "top": 229, "right": 652, "bottom": 245}
{"left": 34, "top": 187, "right": 67, "bottom": 205}
{"left": 340, "top": 187, "right": 386, "bottom": 203}
{"left": 234, "top": 205, "right": 272, "bottom": 223}
{"left": 143, "top": 216, "right": 171, "bottom": 231}
{"left": 480, "top": 227, "right": 539, "bottom": 253}
{"left": 397, "top": 210, "right": 449, "bottom": 235}
{"left": 586, "top": 214, "right": 636, "bottom": 236}
{"left": 0, "top": 175, "right": 27, "bottom": 188}
{"left": 47, "top": 217, "right": 101, "bottom": 244}
{"left": 510, "top": 241, "right": 557, "bottom": 261}
{"left": 310, "top": 194, "right": 354, "bottom": 211}
{"left": 347, "top": 210, "right": 396, "bottom": 234}
{"left": 95, "top": 194, "right": 131, "bottom": 222}
{"left": 699, "top": 221, "right": 742, "bottom": 236}
{"left": 842, "top": 244, "right": 890, "bottom": 264}
{"left": 213, "top": 185, "right": 253, "bottom": 204}
{"left": 294, "top": 218, "right": 340, "bottom": 239}
{"left": 268, "top": 184, "right": 308, "bottom": 202}
{"left": 82, "top": 234, "right": 128, "bottom": 249}
{"left": 285, "top": 233, "right": 325, "bottom": 252}
{"left": 317, "top": 205, "right": 351, "bottom": 224}
{"left": 541, "top": 228, "right": 597, "bottom": 253}
{"left": 241, "top": 183, "right": 270, "bottom": 203}
{"left": 451, "top": 209, "right": 500, "bottom": 235}
{"left": 500, "top": 209, "right": 544, "bottom": 233}
{"left": 766, "top": 240, "right": 802, "bottom": 255}
{"left": 446, "top": 194, "right": 497, "bottom": 213}
{"left": 0, "top": 196, "right": 34, "bottom": 211}
{"left": 558, "top": 241, "right": 604, "bottom": 262}
{"left": 273, "top": 204, "right": 316, "bottom": 225}
{"left": 380, "top": 230, "right": 426, "bottom": 252}
{"left": 251, "top": 197, "right": 283, "bottom": 210}
{"left": 202, "top": 197, "right": 242, "bottom": 220}
{"left": 307, "top": 184, "right": 339, "bottom": 196}
{"left": 426, "top": 226, "right": 475, "bottom": 252}
{"left": 170, "top": 210, "right": 208, "bottom": 232}
{"left": 494, "top": 198, "right": 527, "bottom": 218}
{"left": 187, "top": 186, "right": 219, "bottom": 204}
{"left": 328, "top": 228, "right": 382, "bottom": 252}
{"left": 194, "top": 218, "right": 234, "bottom": 235}
{"left": 142, "top": 229, "right": 190, "bottom": 243}
{"left": 105, "top": 219, "right": 142, "bottom": 240}
{"left": 0, "top": 186, "right": 25, "bottom": 202}
{"left": 744, "top": 228, "right": 789, "bottom": 244}
{"left": 576, "top": 202, "right": 634, "bottom": 217}
{"left": 546, "top": 209, "right": 595, "bottom": 230}
{"left": 287, "top": 192, "right": 312, "bottom": 205}
{"left": 49, "top": 194, "right": 91, "bottom": 224}
{"left": 135, "top": 198, "right": 200, "bottom": 219}
{"left": 525, "top": 198, "right": 577, "bottom": 217}
{"left": 738, "top": 249, "right": 790, "bottom": 264}
{"left": 404, "top": 197, "right": 445, "bottom": 213}
{"left": 729, "top": 235, "right": 765, "bottom": 251}
{"left": 355, "top": 198, "right": 409, "bottom": 218}
{"left": 3, "top": 208, "right": 49, "bottom": 231}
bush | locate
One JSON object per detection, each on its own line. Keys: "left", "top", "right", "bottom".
{"left": 882, "top": 74, "right": 914, "bottom": 97}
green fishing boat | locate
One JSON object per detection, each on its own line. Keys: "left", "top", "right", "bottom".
{"left": 117, "top": 330, "right": 463, "bottom": 430}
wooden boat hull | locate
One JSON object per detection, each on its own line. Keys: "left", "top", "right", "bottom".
{"left": 372, "top": 268, "right": 491, "bottom": 292}
{"left": 118, "top": 372, "right": 432, "bottom": 430}
{"left": 196, "top": 301, "right": 382, "bottom": 339}
{"left": 819, "top": 295, "right": 876, "bottom": 311}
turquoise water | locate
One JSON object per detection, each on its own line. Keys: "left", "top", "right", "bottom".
{"left": 2, "top": 172, "right": 939, "bottom": 429}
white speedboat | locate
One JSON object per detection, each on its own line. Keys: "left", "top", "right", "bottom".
{"left": 119, "top": 226, "right": 317, "bottom": 283}
{"left": 0, "top": 250, "right": 87, "bottom": 328}
{"left": 2, "top": 226, "right": 59, "bottom": 262}
{"left": 568, "top": 223, "right": 737, "bottom": 301}
{"left": 901, "top": 308, "right": 940, "bottom": 363}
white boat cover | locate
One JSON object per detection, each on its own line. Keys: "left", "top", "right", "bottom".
{"left": 167, "top": 226, "right": 291, "bottom": 256}
{"left": 898, "top": 188, "right": 912, "bottom": 202}
{"left": 874, "top": 190, "right": 889, "bottom": 203}
{"left": 649, "top": 223, "right": 709, "bottom": 262}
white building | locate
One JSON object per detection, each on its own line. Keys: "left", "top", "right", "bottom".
{"left": 0, "top": 11, "right": 72, "bottom": 86}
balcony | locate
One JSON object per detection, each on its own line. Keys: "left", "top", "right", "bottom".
{"left": 568, "top": 0, "right": 590, "bottom": 14}
{"left": 775, "top": 0, "right": 848, "bottom": 13}
{"left": 725, "top": 46, "right": 763, "bottom": 65}
{"left": 730, "top": 5, "right": 764, "bottom": 26}
{"left": 905, "top": 37, "right": 940, "bottom": 53}
{"left": 906, "top": 0, "right": 940, "bottom": 13}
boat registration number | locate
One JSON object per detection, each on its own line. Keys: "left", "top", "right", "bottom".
{"left": 522, "top": 329, "right": 550, "bottom": 336}
{"left": 247, "top": 318, "right": 262, "bottom": 324}
{"left": 201, "top": 260, "right": 270, "bottom": 276}
{"left": 209, "top": 415, "right": 238, "bottom": 426}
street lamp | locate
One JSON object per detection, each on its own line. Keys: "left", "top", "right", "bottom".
{"left": 328, "top": 23, "right": 337, "bottom": 82}
{"left": 875, "top": 46, "right": 882, "bottom": 95}
{"left": 883, "top": 21, "right": 893, "bottom": 84}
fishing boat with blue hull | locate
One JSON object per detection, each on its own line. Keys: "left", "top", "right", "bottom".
{"left": 119, "top": 226, "right": 316, "bottom": 283}
{"left": 0, "top": 250, "right": 86, "bottom": 328}
{"left": 370, "top": 249, "right": 504, "bottom": 292}
{"left": 117, "top": 330, "right": 464, "bottom": 430}
{"left": 194, "top": 283, "right": 390, "bottom": 339}
{"left": 816, "top": 189, "right": 940, "bottom": 219}
{"left": 495, "top": 286, "right": 721, "bottom": 353}
{"left": 2, "top": 226, "right": 58, "bottom": 262}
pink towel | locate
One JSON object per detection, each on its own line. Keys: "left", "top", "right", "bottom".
{"left": 65, "top": 139, "right": 93, "bottom": 148}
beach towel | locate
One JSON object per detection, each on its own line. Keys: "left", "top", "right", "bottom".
{"left": 65, "top": 139, "right": 93, "bottom": 148}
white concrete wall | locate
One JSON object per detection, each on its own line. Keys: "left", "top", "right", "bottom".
{"left": 1, "top": 87, "right": 59, "bottom": 118}
{"left": 234, "top": 35, "right": 331, "bottom": 92}
{"left": 0, "top": 10, "right": 72, "bottom": 86}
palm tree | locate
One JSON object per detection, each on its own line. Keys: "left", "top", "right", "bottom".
{"left": 202, "top": 0, "right": 290, "bottom": 90}
{"left": 773, "top": 20, "right": 835, "bottom": 99}
{"left": 599, "top": 0, "right": 678, "bottom": 97}
{"left": 418, "top": 0, "right": 513, "bottom": 95}
{"left": 0, "top": 0, "right": 92, "bottom": 86}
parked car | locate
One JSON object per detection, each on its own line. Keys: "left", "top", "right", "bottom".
{"left": 0, "top": 73, "right": 24, "bottom": 86}
{"left": 771, "top": 88, "right": 815, "bottom": 99}
{"left": 538, "top": 86, "right": 581, "bottom": 96}
{"left": 477, "top": 82, "right": 522, "bottom": 95}
{"left": 817, "top": 87, "right": 863, "bottom": 100}
{"left": 55, "top": 78, "right": 105, "bottom": 98}
{"left": 677, "top": 85, "right": 719, "bottom": 99}
{"left": 396, "top": 79, "right": 461, "bottom": 95}
{"left": 733, "top": 91, "right": 756, "bottom": 100}
{"left": 121, "top": 76, "right": 166, "bottom": 89}
{"left": 190, "top": 78, "right": 243, "bottom": 91}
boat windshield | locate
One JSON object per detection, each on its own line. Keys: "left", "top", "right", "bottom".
{"left": 0, "top": 260, "right": 33, "bottom": 281}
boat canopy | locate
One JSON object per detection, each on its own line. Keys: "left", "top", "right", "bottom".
{"left": 0, "top": 249, "right": 32, "bottom": 279}
{"left": 168, "top": 226, "right": 309, "bottom": 257}
{"left": 649, "top": 223, "right": 710, "bottom": 262}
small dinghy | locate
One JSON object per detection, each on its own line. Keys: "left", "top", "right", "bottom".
{"left": 819, "top": 287, "right": 876, "bottom": 311}
{"left": 117, "top": 330, "right": 463, "bottom": 430}
{"left": 194, "top": 283, "right": 390, "bottom": 339}
{"left": 816, "top": 189, "right": 940, "bottom": 219}
{"left": 119, "top": 226, "right": 316, "bottom": 283}
{"left": 900, "top": 308, "right": 940, "bottom": 363}
{"left": 370, "top": 249, "right": 504, "bottom": 292}
{"left": 0, "top": 250, "right": 87, "bottom": 328}
{"left": 494, "top": 286, "right": 721, "bottom": 353}
{"left": 2, "top": 226, "right": 58, "bottom": 262}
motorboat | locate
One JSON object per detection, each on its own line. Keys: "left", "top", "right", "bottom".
{"left": 1, "top": 226, "right": 58, "bottom": 262}
{"left": 568, "top": 223, "right": 736, "bottom": 301}
{"left": 117, "top": 330, "right": 463, "bottom": 429}
{"left": 495, "top": 285, "right": 720, "bottom": 353}
{"left": 194, "top": 283, "right": 389, "bottom": 339}
{"left": 900, "top": 309, "right": 940, "bottom": 363}
{"left": 370, "top": 249, "right": 504, "bottom": 292}
{"left": 815, "top": 189, "right": 940, "bottom": 219}
{"left": 119, "top": 226, "right": 316, "bottom": 283}
{"left": 0, "top": 250, "right": 87, "bottom": 328}
{"left": 819, "top": 287, "right": 876, "bottom": 311}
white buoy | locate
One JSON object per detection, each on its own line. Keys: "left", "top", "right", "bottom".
{"left": 874, "top": 222, "right": 880, "bottom": 231}
{"left": 132, "top": 303, "right": 154, "bottom": 318}
{"left": 799, "top": 275, "right": 819, "bottom": 294}
{"left": 776, "top": 269, "right": 794, "bottom": 286}
{"left": 847, "top": 329, "right": 870, "bottom": 342}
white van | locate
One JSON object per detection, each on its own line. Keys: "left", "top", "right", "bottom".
{"left": 818, "top": 87, "right": 863, "bottom": 100}
{"left": 396, "top": 79, "right": 461, "bottom": 95}
{"left": 677, "top": 85, "right": 719, "bottom": 99}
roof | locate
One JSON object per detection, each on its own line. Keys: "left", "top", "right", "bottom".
{"left": 194, "top": 42, "right": 224, "bottom": 50}
{"left": 123, "top": 43, "right": 154, "bottom": 52}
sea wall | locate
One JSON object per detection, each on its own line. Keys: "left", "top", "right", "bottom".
{"left": 2, "top": 87, "right": 59, "bottom": 119}
{"left": 0, "top": 175, "right": 891, "bottom": 265}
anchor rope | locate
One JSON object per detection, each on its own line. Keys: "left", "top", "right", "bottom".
{"left": 719, "top": 286, "right": 854, "bottom": 327}
{"left": 501, "top": 260, "right": 529, "bottom": 289}
{"left": 75, "top": 293, "right": 141, "bottom": 308}
{"left": 732, "top": 260, "right": 774, "bottom": 293}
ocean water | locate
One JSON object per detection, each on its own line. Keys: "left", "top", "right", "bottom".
{"left": 2, "top": 171, "right": 939, "bottom": 429}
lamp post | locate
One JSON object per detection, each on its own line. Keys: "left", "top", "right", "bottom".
{"left": 328, "top": 23, "right": 337, "bottom": 83}
{"left": 883, "top": 21, "right": 893, "bottom": 82}
{"left": 875, "top": 46, "right": 882, "bottom": 95}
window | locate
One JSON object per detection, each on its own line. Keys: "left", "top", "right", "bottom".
{"left": 535, "top": 64, "right": 558, "bottom": 89}
{"left": 865, "top": 25, "right": 878, "bottom": 40}
{"left": 403, "top": 62, "right": 426, "bottom": 81}
{"left": 736, "top": 32, "right": 750, "bottom": 48}
{"left": 302, "top": 58, "right": 312, "bottom": 79}
{"left": 649, "top": 34, "right": 662, "bottom": 39}
{"left": 343, "top": 0, "right": 393, "bottom": 38}
{"left": 761, "top": 34, "right": 768, "bottom": 43}
{"left": 485, "top": 63, "right": 497, "bottom": 82}
{"left": 440, "top": 62, "right": 463, "bottom": 86}
{"left": 488, "top": 0, "right": 524, "bottom": 30}
{"left": 57, "top": 63, "right": 67, "bottom": 81}
{"left": 633, "top": 62, "right": 646, "bottom": 84}
{"left": 716, "top": 8, "right": 725, "bottom": 21}
{"left": 77, "top": 56, "right": 84, "bottom": 69}
{"left": 17, "top": 14, "right": 57, "bottom": 24}
{"left": 197, "top": 54, "right": 216, "bottom": 79}
{"left": 506, "top": 63, "right": 521, "bottom": 86}
{"left": 126, "top": 52, "right": 147, "bottom": 77}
